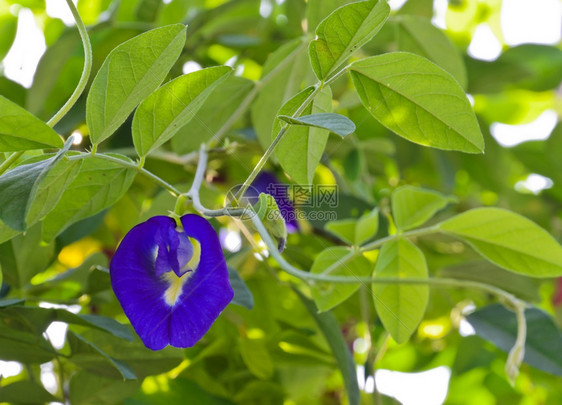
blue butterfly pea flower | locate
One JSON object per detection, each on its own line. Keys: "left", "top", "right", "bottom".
{"left": 110, "top": 214, "right": 233, "bottom": 350}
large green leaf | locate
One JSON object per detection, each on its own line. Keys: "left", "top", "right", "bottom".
{"left": 275, "top": 86, "right": 332, "bottom": 184}
{"left": 394, "top": 15, "right": 467, "bottom": 88}
{"left": 466, "top": 304, "right": 562, "bottom": 376}
{"left": 439, "top": 208, "right": 562, "bottom": 277}
{"left": 132, "top": 66, "right": 231, "bottom": 157}
{"left": 171, "top": 76, "right": 254, "bottom": 154}
{"left": 373, "top": 238, "right": 429, "bottom": 343}
{"left": 278, "top": 113, "right": 356, "bottom": 137}
{"left": 0, "top": 138, "right": 72, "bottom": 231}
{"left": 0, "top": 95, "right": 63, "bottom": 151}
{"left": 41, "top": 155, "right": 137, "bottom": 242}
{"left": 86, "top": 24, "right": 186, "bottom": 146}
{"left": 26, "top": 159, "right": 82, "bottom": 227}
{"left": 251, "top": 37, "right": 310, "bottom": 150}
{"left": 309, "top": 0, "right": 390, "bottom": 80}
{"left": 311, "top": 247, "right": 372, "bottom": 311}
{"left": 349, "top": 52, "right": 484, "bottom": 153}
{"left": 294, "top": 287, "right": 360, "bottom": 405}
{"left": 391, "top": 185, "right": 452, "bottom": 231}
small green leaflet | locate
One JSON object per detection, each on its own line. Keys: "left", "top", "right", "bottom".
{"left": 132, "top": 66, "right": 232, "bottom": 157}
{"left": 309, "top": 0, "right": 390, "bottom": 80}
{"left": 325, "top": 208, "right": 379, "bottom": 245}
{"left": 466, "top": 304, "right": 562, "bottom": 376}
{"left": 373, "top": 238, "right": 429, "bottom": 344}
{"left": 392, "top": 186, "right": 453, "bottom": 231}
{"left": 311, "top": 247, "right": 372, "bottom": 311}
{"left": 0, "top": 95, "right": 63, "bottom": 151}
{"left": 254, "top": 193, "right": 287, "bottom": 251}
{"left": 86, "top": 24, "right": 186, "bottom": 146}
{"left": 0, "top": 136, "right": 73, "bottom": 231}
{"left": 278, "top": 113, "right": 356, "bottom": 137}
{"left": 439, "top": 207, "right": 562, "bottom": 277}
{"left": 0, "top": 222, "right": 19, "bottom": 244}
{"left": 41, "top": 155, "right": 137, "bottom": 242}
{"left": 349, "top": 52, "right": 484, "bottom": 153}
{"left": 275, "top": 86, "right": 333, "bottom": 184}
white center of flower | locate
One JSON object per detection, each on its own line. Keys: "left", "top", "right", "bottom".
{"left": 163, "top": 237, "right": 201, "bottom": 306}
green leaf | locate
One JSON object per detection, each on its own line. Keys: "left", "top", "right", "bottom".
{"left": 228, "top": 267, "right": 254, "bottom": 310}
{"left": 171, "top": 76, "right": 254, "bottom": 154}
{"left": 41, "top": 155, "right": 137, "bottom": 242}
{"left": 0, "top": 381, "right": 59, "bottom": 404}
{"left": 439, "top": 208, "right": 562, "bottom": 278}
{"left": 132, "top": 66, "right": 231, "bottom": 157}
{"left": 0, "top": 137, "right": 72, "bottom": 231}
{"left": 86, "top": 24, "right": 186, "bottom": 146}
{"left": 26, "top": 158, "right": 82, "bottom": 227}
{"left": 325, "top": 208, "right": 379, "bottom": 245}
{"left": 325, "top": 220, "right": 357, "bottom": 245}
{"left": 0, "top": 95, "right": 63, "bottom": 151}
{"left": 311, "top": 247, "right": 372, "bottom": 311}
{"left": 240, "top": 338, "right": 274, "bottom": 379}
{"left": 275, "top": 86, "right": 333, "bottom": 184}
{"left": 68, "top": 331, "right": 137, "bottom": 380}
{"left": 392, "top": 186, "right": 452, "bottom": 231}
{"left": 251, "top": 37, "right": 310, "bottom": 150}
{"left": 356, "top": 208, "right": 379, "bottom": 245}
{"left": 68, "top": 328, "right": 183, "bottom": 379}
{"left": 278, "top": 113, "right": 356, "bottom": 137}
{"left": 394, "top": 15, "right": 467, "bottom": 88}
{"left": 373, "top": 238, "right": 428, "bottom": 343}
{"left": 293, "top": 287, "right": 360, "bottom": 405}
{"left": 69, "top": 371, "right": 141, "bottom": 405}
{"left": 466, "top": 304, "right": 562, "bottom": 376}
{"left": 349, "top": 52, "right": 484, "bottom": 153}
{"left": 309, "top": 0, "right": 390, "bottom": 80}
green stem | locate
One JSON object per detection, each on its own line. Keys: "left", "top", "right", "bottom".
{"left": 46, "top": 0, "right": 92, "bottom": 128}
{"left": 0, "top": 151, "right": 24, "bottom": 175}
{"left": 234, "top": 84, "right": 324, "bottom": 201}
{"left": 68, "top": 153, "right": 181, "bottom": 196}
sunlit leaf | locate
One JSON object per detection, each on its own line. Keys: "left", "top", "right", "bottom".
{"left": 132, "top": 66, "right": 231, "bottom": 157}
{"left": 309, "top": 0, "right": 390, "bottom": 80}
{"left": 373, "top": 238, "right": 429, "bottom": 343}
{"left": 439, "top": 208, "right": 562, "bottom": 277}
{"left": 349, "top": 52, "right": 484, "bottom": 153}
{"left": 86, "top": 24, "right": 186, "bottom": 146}
{"left": 392, "top": 186, "right": 452, "bottom": 231}
{"left": 0, "top": 95, "right": 63, "bottom": 152}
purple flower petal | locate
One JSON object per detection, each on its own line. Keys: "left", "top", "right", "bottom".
{"left": 110, "top": 215, "right": 233, "bottom": 350}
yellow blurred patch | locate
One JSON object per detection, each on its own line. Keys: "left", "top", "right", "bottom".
{"left": 58, "top": 238, "right": 102, "bottom": 268}
{"left": 418, "top": 317, "right": 451, "bottom": 339}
